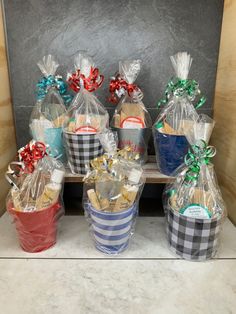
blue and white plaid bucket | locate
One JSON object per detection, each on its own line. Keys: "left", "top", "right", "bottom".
{"left": 88, "top": 203, "right": 138, "bottom": 255}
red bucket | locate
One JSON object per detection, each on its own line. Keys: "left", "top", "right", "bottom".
{"left": 7, "top": 201, "right": 62, "bottom": 253}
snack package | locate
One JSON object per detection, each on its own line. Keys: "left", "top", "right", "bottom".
{"left": 83, "top": 129, "right": 145, "bottom": 255}
{"left": 64, "top": 53, "right": 109, "bottom": 174}
{"left": 109, "top": 60, "right": 152, "bottom": 164}
{"left": 163, "top": 116, "right": 226, "bottom": 261}
{"left": 5, "top": 141, "right": 65, "bottom": 253}
{"left": 30, "top": 55, "right": 69, "bottom": 161}
{"left": 153, "top": 52, "right": 206, "bottom": 176}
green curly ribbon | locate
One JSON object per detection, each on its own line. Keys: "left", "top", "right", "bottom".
{"left": 157, "top": 76, "right": 206, "bottom": 109}
{"left": 184, "top": 140, "right": 216, "bottom": 184}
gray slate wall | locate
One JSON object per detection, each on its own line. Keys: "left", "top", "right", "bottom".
{"left": 3, "top": 0, "right": 224, "bottom": 148}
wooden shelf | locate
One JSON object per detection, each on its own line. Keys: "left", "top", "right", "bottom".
{"left": 65, "top": 156, "right": 175, "bottom": 184}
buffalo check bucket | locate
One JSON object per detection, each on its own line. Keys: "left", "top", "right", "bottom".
{"left": 87, "top": 202, "right": 138, "bottom": 255}
{"left": 166, "top": 207, "right": 223, "bottom": 261}
{"left": 64, "top": 132, "right": 104, "bottom": 175}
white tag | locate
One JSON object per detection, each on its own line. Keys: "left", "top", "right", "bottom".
{"left": 121, "top": 117, "right": 144, "bottom": 129}
{"left": 180, "top": 204, "right": 211, "bottom": 219}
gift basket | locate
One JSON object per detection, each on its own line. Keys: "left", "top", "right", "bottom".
{"left": 30, "top": 55, "right": 70, "bottom": 161}
{"left": 5, "top": 141, "right": 65, "bottom": 253}
{"left": 109, "top": 59, "right": 152, "bottom": 164}
{"left": 64, "top": 53, "right": 109, "bottom": 174}
{"left": 83, "top": 130, "right": 145, "bottom": 254}
{"left": 163, "top": 116, "right": 226, "bottom": 261}
{"left": 153, "top": 52, "right": 206, "bottom": 176}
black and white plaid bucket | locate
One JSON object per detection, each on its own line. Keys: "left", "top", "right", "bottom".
{"left": 166, "top": 207, "right": 223, "bottom": 261}
{"left": 64, "top": 132, "right": 104, "bottom": 175}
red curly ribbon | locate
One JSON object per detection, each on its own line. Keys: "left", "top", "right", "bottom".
{"left": 109, "top": 74, "right": 139, "bottom": 103}
{"left": 67, "top": 67, "right": 104, "bottom": 93}
{"left": 19, "top": 142, "right": 47, "bottom": 173}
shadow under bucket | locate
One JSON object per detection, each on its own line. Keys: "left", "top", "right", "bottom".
{"left": 153, "top": 128, "right": 189, "bottom": 175}
{"left": 166, "top": 207, "right": 223, "bottom": 261}
{"left": 7, "top": 202, "right": 62, "bottom": 253}
{"left": 64, "top": 132, "right": 104, "bottom": 175}
{"left": 88, "top": 203, "right": 138, "bottom": 255}
{"left": 113, "top": 127, "right": 151, "bottom": 164}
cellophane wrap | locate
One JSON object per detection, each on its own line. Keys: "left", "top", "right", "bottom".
{"left": 110, "top": 60, "right": 152, "bottom": 164}
{"left": 163, "top": 116, "right": 226, "bottom": 261}
{"left": 6, "top": 141, "right": 65, "bottom": 253}
{"left": 83, "top": 129, "right": 145, "bottom": 255}
{"left": 153, "top": 52, "right": 206, "bottom": 175}
{"left": 63, "top": 53, "right": 109, "bottom": 174}
{"left": 30, "top": 55, "right": 67, "bottom": 161}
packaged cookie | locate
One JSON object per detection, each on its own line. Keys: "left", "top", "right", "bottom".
{"left": 83, "top": 129, "right": 145, "bottom": 254}
{"left": 109, "top": 60, "right": 152, "bottom": 164}
{"left": 64, "top": 53, "right": 109, "bottom": 174}
{"left": 30, "top": 55, "right": 69, "bottom": 161}
{"left": 5, "top": 141, "right": 65, "bottom": 253}
{"left": 153, "top": 52, "right": 206, "bottom": 175}
{"left": 163, "top": 117, "right": 226, "bottom": 261}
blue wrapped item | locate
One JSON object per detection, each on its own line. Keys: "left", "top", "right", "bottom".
{"left": 154, "top": 128, "right": 189, "bottom": 176}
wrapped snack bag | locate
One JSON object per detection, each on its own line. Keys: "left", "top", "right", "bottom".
{"left": 83, "top": 130, "right": 145, "bottom": 255}
{"left": 64, "top": 53, "right": 109, "bottom": 174}
{"left": 109, "top": 60, "right": 152, "bottom": 164}
{"left": 30, "top": 55, "right": 70, "bottom": 161}
{"left": 5, "top": 141, "right": 65, "bottom": 253}
{"left": 153, "top": 52, "right": 206, "bottom": 176}
{"left": 163, "top": 116, "right": 226, "bottom": 261}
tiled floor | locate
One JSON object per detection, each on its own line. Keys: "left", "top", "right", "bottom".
{"left": 0, "top": 213, "right": 236, "bottom": 314}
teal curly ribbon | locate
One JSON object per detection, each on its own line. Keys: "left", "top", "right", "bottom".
{"left": 36, "top": 75, "right": 73, "bottom": 105}
{"left": 184, "top": 140, "right": 216, "bottom": 183}
{"left": 157, "top": 76, "right": 206, "bottom": 109}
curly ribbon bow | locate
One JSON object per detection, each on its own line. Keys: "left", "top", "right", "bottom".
{"left": 157, "top": 77, "right": 206, "bottom": 109}
{"left": 184, "top": 140, "right": 216, "bottom": 184}
{"left": 37, "top": 75, "right": 73, "bottom": 105}
{"left": 83, "top": 146, "right": 140, "bottom": 183}
{"left": 67, "top": 67, "right": 104, "bottom": 93}
{"left": 108, "top": 74, "right": 141, "bottom": 103}
{"left": 18, "top": 141, "right": 47, "bottom": 174}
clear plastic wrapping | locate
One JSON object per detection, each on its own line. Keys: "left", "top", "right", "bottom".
{"left": 64, "top": 53, "right": 109, "bottom": 174}
{"left": 6, "top": 141, "right": 65, "bottom": 253}
{"left": 153, "top": 52, "right": 206, "bottom": 175}
{"left": 83, "top": 129, "right": 145, "bottom": 255}
{"left": 163, "top": 116, "right": 226, "bottom": 261}
{"left": 109, "top": 60, "right": 152, "bottom": 164}
{"left": 30, "top": 55, "right": 68, "bottom": 161}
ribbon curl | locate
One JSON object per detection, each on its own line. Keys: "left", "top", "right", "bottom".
{"left": 37, "top": 75, "right": 73, "bottom": 105}
{"left": 184, "top": 140, "right": 216, "bottom": 184}
{"left": 18, "top": 141, "right": 47, "bottom": 174}
{"left": 67, "top": 67, "right": 104, "bottom": 93}
{"left": 84, "top": 146, "right": 140, "bottom": 183}
{"left": 157, "top": 77, "right": 206, "bottom": 109}
{"left": 108, "top": 74, "right": 141, "bottom": 103}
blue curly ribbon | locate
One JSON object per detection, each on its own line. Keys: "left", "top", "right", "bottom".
{"left": 36, "top": 75, "right": 73, "bottom": 105}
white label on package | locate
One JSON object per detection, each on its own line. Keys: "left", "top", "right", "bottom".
{"left": 180, "top": 204, "right": 212, "bottom": 219}
{"left": 121, "top": 117, "right": 144, "bottom": 129}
